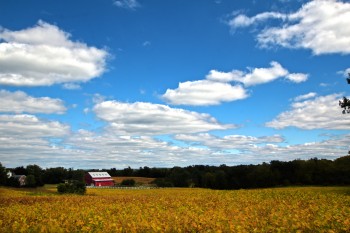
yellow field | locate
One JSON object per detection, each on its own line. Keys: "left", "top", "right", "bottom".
{"left": 0, "top": 186, "right": 349, "bottom": 232}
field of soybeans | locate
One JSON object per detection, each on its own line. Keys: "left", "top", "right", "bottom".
{"left": 0, "top": 186, "right": 350, "bottom": 232}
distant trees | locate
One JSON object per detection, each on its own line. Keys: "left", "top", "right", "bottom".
{"left": 1, "top": 155, "right": 350, "bottom": 190}
{"left": 0, "top": 164, "right": 85, "bottom": 188}
{"left": 108, "top": 156, "right": 350, "bottom": 189}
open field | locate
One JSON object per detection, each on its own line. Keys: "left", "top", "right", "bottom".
{"left": 0, "top": 186, "right": 349, "bottom": 232}
{"left": 112, "top": 176, "right": 156, "bottom": 185}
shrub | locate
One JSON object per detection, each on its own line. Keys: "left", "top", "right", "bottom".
{"left": 121, "top": 179, "right": 136, "bottom": 186}
{"left": 57, "top": 180, "right": 86, "bottom": 195}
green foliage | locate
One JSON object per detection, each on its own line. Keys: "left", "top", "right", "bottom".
{"left": 25, "top": 175, "right": 36, "bottom": 188}
{"left": 6, "top": 177, "right": 20, "bottom": 187}
{"left": 26, "top": 164, "right": 44, "bottom": 187}
{"left": 0, "top": 163, "right": 7, "bottom": 185}
{"left": 44, "top": 167, "right": 67, "bottom": 184}
{"left": 57, "top": 180, "right": 86, "bottom": 195}
{"left": 152, "top": 178, "right": 173, "bottom": 187}
{"left": 121, "top": 179, "right": 136, "bottom": 186}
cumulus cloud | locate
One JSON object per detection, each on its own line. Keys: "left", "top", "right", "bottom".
{"left": 114, "top": 0, "right": 140, "bottom": 10}
{"left": 162, "top": 61, "right": 307, "bottom": 106}
{"left": 0, "top": 114, "right": 71, "bottom": 167}
{"left": 162, "top": 80, "right": 248, "bottom": 106}
{"left": 0, "top": 89, "right": 66, "bottom": 114}
{"left": 229, "top": 0, "right": 350, "bottom": 55}
{"left": 266, "top": 93, "right": 350, "bottom": 129}
{"left": 0, "top": 21, "right": 108, "bottom": 86}
{"left": 0, "top": 114, "right": 69, "bottom": 138}
{"left": 93, "top": 100, "right": 234, "bottom": 135}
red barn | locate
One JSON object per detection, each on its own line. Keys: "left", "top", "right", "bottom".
{"left": 85, "top": 172, "right": 114, "bottom": 187}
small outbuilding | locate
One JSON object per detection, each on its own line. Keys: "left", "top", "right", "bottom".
{"left": 85, "top": 172, "right": 114, "bottom": 187}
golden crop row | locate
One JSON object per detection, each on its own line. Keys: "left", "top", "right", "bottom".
{"left": 0, "top": 186, "right": 349, "bottom": 232}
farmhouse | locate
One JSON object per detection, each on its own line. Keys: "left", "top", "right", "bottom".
{"left": 13, "top": 175, "right": 26, "bottom": 186}
{"left": 85, "top": 172, "right": 114, "bottom": 187}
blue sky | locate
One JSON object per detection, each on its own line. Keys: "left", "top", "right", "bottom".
{"left": 0, "top": 0, "right": 349, "bottom": 169}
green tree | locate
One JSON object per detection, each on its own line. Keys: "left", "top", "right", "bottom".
{"left": 25, "top": 175, "right": 36, "bottom": 187}
{"left": 0, "top": 163, "right": 8, "bottom": 185}
{"left": 27, "top": 164, "right": 44, "bottom": 186}
{"left": 43, "top": 167, "right": 67, "bottom": 184}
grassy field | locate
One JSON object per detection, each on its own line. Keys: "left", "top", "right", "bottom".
{"left": 0, "top": 186, "right": 349, "bottom": 232}
{"left": 112, "top": 176, "right": 156, "bottom": 185}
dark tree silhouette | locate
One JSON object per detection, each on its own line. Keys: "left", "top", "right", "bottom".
{"left": 339, "top": 73, "right": 350, "bottom": 114}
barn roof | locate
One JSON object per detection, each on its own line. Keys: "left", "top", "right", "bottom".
{"left": 88, "top": 172, "right": 111, "bottom": 178}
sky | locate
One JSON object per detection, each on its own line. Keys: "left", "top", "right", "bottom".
{"left": 0, "top": 0, "right": 349, "bottom": 169}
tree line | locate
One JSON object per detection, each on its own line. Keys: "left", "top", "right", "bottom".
{"left": 1, "top": 155, "right": 349, "bottom": 189}
{"left": 0, "top": 164, "right": 85, "bottom": 188}
{"left": 107, "top": 156, "right": 350, "bottom": 189}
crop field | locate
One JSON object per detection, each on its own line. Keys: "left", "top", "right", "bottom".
{"left": 0, "top": 186, "right": 349, "bottom": 232}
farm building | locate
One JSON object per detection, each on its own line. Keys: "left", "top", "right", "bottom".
{"left": 7, "top": 172, "right": 26, "bottom": 186}
{"left": 13, "top": 175, "right": 26, "bottom": 186}
{"left": 85, "top": 172, "right": 114, "bottom": 187}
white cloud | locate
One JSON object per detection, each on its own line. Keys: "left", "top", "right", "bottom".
{"left": 162, "top": 80, "right": 248, "bottom": 106}
{"left": 266, "top": 93, "right": 350, "bottom": 129}
{"left": 229, "top": 12, "right": 287, "bottom": 28}
{"left": 162, "top": 61, "right": 307, "bottom": 106}
{"left": 206, "top": 69, "right": 244, "bottom": 83}
{"left": 286, "top": 73, "right": 309, "bottom": 83}
{"left": 0, "top": 89, "right": 66, "bottom": 114}
{"left": 0, "top": 116, "right": 348, "bottom": 168}
{"left": 343, "top": 68, "right": 350, "bottom": 77}
{"left": 233, "top": 61, "right": 289, "bottom": 86}
{"left": 0, "top": 21, "right": 108, "bottom": 86}
{"left": 245, "top": 134, "right": 350, "bottom": 162}
{"left": 0, "top": 114, "right": 72, "bottom": 167}
{"left": 175, "top": 133, "right": 285, "bottom": 150}
{"left": 62, "top": 83, "right": 81, "bottom": 90}
{"left": 293, "top": 92, "right": 317, "bottom": 101}
{"left": 93, "top": 100, "right": 234, "bottom": 135}
{"left": 208, "top": 62, "right": 308, "bottom": 86}
{"left": 0, "top": 114, "right": 69, "bottom": 138}
{"left": 114, "top": 0, "right": 140, "bottom": 10}
{"left": 229, "top": 0, "right": 350, "bottom": 55}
